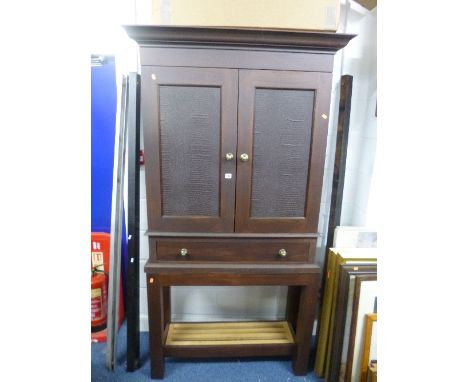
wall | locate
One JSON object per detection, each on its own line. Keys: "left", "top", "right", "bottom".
{"left": 339, "top": 2, "right": 377, "bottom": 227}
{"left": 316, "top": 0, "right": 377, "bottom": 270}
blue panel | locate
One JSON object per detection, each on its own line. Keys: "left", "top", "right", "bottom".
{"left": 91, "top": 60, "right": 117, "bottom": 233}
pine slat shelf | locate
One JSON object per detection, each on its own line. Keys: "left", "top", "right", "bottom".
{"left": 163, "top": 320, "right": 297, "bottom": 359}
{"left": 166, "top": 321, "right": 295, "bottom": 346}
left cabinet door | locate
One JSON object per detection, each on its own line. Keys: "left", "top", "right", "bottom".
{"left": 141, "top": 67, "right": 238, "bottom": 232}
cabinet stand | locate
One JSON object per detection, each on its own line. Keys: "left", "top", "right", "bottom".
{"left": 146, "top": 262, "right": 320, "bottom": 379}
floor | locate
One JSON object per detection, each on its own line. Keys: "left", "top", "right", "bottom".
{"left": 91, "top": 321, "right": 325, "bottom": 382}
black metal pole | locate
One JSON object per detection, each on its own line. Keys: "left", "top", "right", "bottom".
{"left": 126, "top": 72, "right": 141, "bottom": 371}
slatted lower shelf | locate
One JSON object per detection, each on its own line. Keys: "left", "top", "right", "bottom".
{"left": 166, "top": 321, "right": 295, "bottom": 346}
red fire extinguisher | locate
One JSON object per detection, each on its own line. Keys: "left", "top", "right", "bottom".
{"left": 91, "top": 232, "right": 124, "bottom": 342}
{"left": 91, "top": 268, "right": 108, "bottom": 333}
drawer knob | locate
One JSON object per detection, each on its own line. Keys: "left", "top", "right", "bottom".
{"left": 278, "top": 249, "right": 287, "bottom": 257}
{"left": 240, "top": 153, "right": 249, "bottom": 162}
{"left": 225, "top": 152, "right": 234, "bottom": 161}
{"left": 179, "top": 248, "right": 188, "bottom": 257}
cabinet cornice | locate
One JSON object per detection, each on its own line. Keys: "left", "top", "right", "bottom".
{"left": 123, "top": 25, "right": 355, "bottom": 53}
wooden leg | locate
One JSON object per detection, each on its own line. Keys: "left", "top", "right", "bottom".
{"left": 286, "top": 286, "right": 301, "bottom": 331}
{"left": 147, "top": 275, "right": 165, "bottom": 379}
{"left": 292, "top": 277, "right": 319, "bottom": 375}
{"left": 163, "top": 286, "right": 171, "bottom": 328}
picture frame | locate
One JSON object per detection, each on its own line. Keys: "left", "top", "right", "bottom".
{"left": 345, "top": 275, "right": 378, "bottom": 382}
{"left": 360, "top": 313, "right": 377, "bottom": 382}
{"left": 315, "top": 248, "right": 377, "bottom": 376}
{"left": 326, "top": 264, "right": 377, "bottom": 382}
{"left": 366, "top": 361, "right": 377, "bottom": 382}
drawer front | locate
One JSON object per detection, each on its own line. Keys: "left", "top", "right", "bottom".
{"left": 154, "top": 239, "right": 315, "bottom": 263}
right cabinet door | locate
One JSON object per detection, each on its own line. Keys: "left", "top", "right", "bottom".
{"left": 235, "top": 69, "right": 332, "bottom": 233}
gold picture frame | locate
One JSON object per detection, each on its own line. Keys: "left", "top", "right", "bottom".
{"left": 360, "top": 313, "right": 377, "bottom": 382}
{"left": 345, "top": 276, "right": 378, "bottom": 382}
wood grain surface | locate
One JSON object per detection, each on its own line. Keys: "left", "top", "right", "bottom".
{"left": 166, "top": 321, "right": 294, "bottom": 346}
{"left": 154, "top": 238, "right": 312, "bottom": 262}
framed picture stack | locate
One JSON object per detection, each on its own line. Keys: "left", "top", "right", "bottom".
{"left": 314, "top": 248, "right": 377, "bottom": 382}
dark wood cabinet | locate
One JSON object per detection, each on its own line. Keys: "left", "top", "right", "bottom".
{"left": 125, "top": 25, "right": 354, "bottom": 379}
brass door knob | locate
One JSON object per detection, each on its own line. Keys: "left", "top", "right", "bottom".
{"left": 240, "top": 153, "right": 249, "bottom": 162}
{"left": 278, "top": 249, "right": 287, "bottom": 257}
{"left": 225, "top": 153, "right": 234, "bottom": 161}
{"left": 179, "top": 248, "right": 188, "bottom": 257}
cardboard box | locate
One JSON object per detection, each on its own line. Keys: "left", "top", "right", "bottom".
{"left": 353, "top": 0, "right": 377, "bottom": 11}
{"left": 152, "top": 0, "right": 341, "bottom": 31}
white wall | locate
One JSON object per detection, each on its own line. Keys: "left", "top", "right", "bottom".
{"left": 340, "top": 3, "right": 377, "bottom": 227}
{"left": 316, "top": 0, "right": 377, "bottom": 270}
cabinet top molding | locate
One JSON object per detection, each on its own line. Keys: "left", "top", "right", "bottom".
{"left": 123, "top": 25, "right": 355, "bottom": 53}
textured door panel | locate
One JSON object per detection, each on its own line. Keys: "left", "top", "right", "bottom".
{"left": 159, "top": 86, "right": 221, "bottom": 217}
{"left": 236, "top": 69, "right": 332, "bottom": 233}
{"left": 142, "top": 67, "right": 238, "bottom": 232}
{"left": 251, "top": 89, "right": 314, "bottom": 218}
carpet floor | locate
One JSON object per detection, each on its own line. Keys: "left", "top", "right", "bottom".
{"left": 91, "top": 322, "right": 325, "bottom": 382}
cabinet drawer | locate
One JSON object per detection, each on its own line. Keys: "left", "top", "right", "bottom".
{"left": 154, "top": 239, "right": 314, "bottom": 263}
